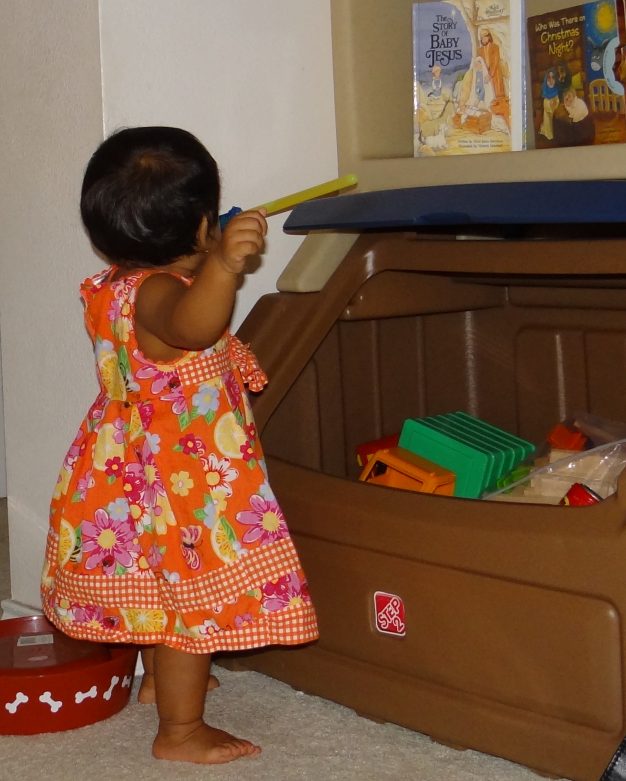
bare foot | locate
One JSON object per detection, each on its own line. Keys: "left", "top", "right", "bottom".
{"left": 152, "top": 721, "right": 261, "bottom": 764}
{"left": 138, "top": 672, "right": 220, "bottom": 705}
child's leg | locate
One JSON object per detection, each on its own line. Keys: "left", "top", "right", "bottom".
{"left": 137, "top": 645, "right": 219, "bottom": 704}
{"left": 152, "top": 644, "right": 261, "bottom": 764}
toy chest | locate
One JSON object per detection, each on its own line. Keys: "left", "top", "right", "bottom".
{"left": 222, "top": 2, "right": 626, "bottom": 778}
{"left": 227, "top": 219, "right": 626, "bottom": 781}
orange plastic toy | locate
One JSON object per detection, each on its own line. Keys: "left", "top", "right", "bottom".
{"left": 355, "top": 434, "right": 400, "bottom": 467}
{"left": 359, "top": 446, "right": 455, "bottom": 495}
{"left": 547, "top": 422, "right": 588, "bottom": 451}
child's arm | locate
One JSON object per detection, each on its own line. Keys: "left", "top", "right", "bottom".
{"left": 135, "top": 209, "right": 267, "bottom": 352}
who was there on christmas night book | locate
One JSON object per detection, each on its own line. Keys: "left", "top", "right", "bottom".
{"left": 527, "top": 0, "right": 626, "bottom": 149}
{"left": 413, "top": 0, "right": 525, "bottom": 157}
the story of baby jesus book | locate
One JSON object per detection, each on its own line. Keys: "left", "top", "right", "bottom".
{"left": 413, "top": 0, "right": 525, "bottom": 156}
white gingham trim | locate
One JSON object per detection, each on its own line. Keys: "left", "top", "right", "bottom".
{"left": 49, "top": 538, "right": 304, "bottom": 612}
{"left": 177, "top": 349, "right": 231, "bottom": 387}
{"left": 42, "top": 598, "right": 319, "bottom": 655}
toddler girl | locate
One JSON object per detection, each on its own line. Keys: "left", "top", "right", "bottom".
{"left": 41, "top": 126, "right": 319, "bottom": 765}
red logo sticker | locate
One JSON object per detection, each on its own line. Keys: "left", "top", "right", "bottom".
{"left": 374, "top": 591, "right": 406, "bottom": 637}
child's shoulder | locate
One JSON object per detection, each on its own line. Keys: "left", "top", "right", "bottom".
{"left": 80, "top": 266, "right": 153, "bottom": 295}
{"left": 81, "top": 266, "right": 112, "bottom": 291}
{"left": 80, "top": 266, "right": 192, "bottom": 309}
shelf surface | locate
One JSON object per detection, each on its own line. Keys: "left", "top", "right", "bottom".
{"left": 283, "top": 180, "right": 626, "bottom": 233}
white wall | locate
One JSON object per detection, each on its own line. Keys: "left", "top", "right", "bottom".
{"left": 0, "top": 0, "right": 336, "bottom": 609}
{"left": 0, "top": 0, "right": 104, "bottom": 608}
{"left": 99, "top": 0, "right": 337, "bottom": 329}
{"left": 0, "top": 334, "right": 6, "bottom": 498}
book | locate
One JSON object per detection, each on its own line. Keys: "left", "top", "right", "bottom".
{"left": 412, "top": 0, "right": 525, "bottom": 157}
{"left": 614, "top": 0, "right": 626, "bottom": 87}
{"left": 527, "top": 1, "right": 626, "bottom": 149}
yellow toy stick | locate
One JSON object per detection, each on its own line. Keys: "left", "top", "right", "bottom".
{"left": 254, "top": 173, "right": 358, "bottom": 216}
{"left": 218, "top": 174, "right": 357, "bottom": 228}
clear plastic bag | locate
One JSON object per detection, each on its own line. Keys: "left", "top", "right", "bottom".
{"left": 570, "top": 412, "right": 626, "bottom": 447}
{"left": 484, "top": 438, "right": 626, "bottom": 504}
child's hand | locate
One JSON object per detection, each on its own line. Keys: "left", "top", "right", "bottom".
{"left": 215, "top": 209, "right": 267, "bottom": 274}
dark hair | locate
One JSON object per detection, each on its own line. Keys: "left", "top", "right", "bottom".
{"left": 80, "top": 126, "right": 220, "bottom": 267}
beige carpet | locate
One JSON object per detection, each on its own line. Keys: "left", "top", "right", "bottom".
{"left": 0, "top": 666, "right": 568, "bottom": 781}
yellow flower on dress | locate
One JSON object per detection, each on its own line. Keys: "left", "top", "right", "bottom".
{"left": 112, "top": 303, "right": 131, "bottom": 343}
{"left": 210, "top": 489, "right": 228, "bottom": 516}
{"left": 93, "top": 423, "right": 125, "bottom": 471}
{"left": 121, "top": 608, "right": 167, "bottom": 633}
{"left": 99, "top": 351, "right": 126, "bottom": 399}
{"left": 53, "top": 468, "right": 72, "bottom": 500}
{"left": 128, "top": 405, "right": 143, "bottom": 442}
{"left": 170, "top": 471, "right": 194, "bottom": 496}
{"left": 154, "top": 494, "right": 177, "bottom": 536}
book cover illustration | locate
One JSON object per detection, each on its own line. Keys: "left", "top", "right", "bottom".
{"left": 413, "top": 0, "right": 524, "bottom": 157}
{"left": 527, "top": 1, "right": 626, "bottom": 148}
{"left": 613, "top": 0, "right": 626, "bottom": 92}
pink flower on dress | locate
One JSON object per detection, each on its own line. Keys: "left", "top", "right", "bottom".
{"left": 72, "top": 604, "right": 104, "bottom": 624}
{"left": 138, "top": 441, "right": 167, "bottom": 508}
{"left": 75, "top": 469, "right": 95, "bottom": 501}
{"left": 140, "top": 367, "right": 173, "bottom": 395}
{"left": 236, "top": 495, "right": 288, "bottom": 545}
{"left": 107, "top": 297, "right": 122, "bottom": 321}
{"left": 112, "top": 417, "right": 126, "bottom": 444}
{"left": 240, "top": 440, "right": 255, "bottom": 463}
{"left": 82, "top": 508, "right": 140, "bottom": 575}
{"left": 161, "top": 381, "right": 187, "bottom": 416}
{"left": 122, "top": 463, "right": 145, "bottom": 504}
{"left": 179, "top": 433, "right": 202, "bottom": 455}
{"left": 262, "top": 571, "right": 310, "bottom": 612}
{"left": 64, "top": 428, "right": 87, "bottom": 470}
{"left": 89, "top": 403, "right": 106, "bottom": 430}
{"left": 225, "top": 371, "right": 241, "bottom": 408}
{"left": 121, "top": 444, "right": 167, "bottom": 512}
{"left": 234, "top": 612, "right": 255, "bottom": 628}
{"left": 107, "top": 292, "right": 132, "bottom": 343}
{"left": 147, "top": 543, "right": 164, "bottom": 569}
{"left": 138, "top": 401, "right": 154, "bottom": 430}
{"left": 85, "top": 387, "right": 108, "bottom": 430}
{"left": 133, "top": 352, "right": 177, "bottom": 394}
{"left": 133, "top": 352, "right": 187, "bottom": 415}
{"left": 105, "top": 456, "right": 124, "bottom": 478}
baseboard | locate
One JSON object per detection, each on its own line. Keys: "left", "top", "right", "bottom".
{"left": 0, "top": 599, "right": 41, "bottom": 619}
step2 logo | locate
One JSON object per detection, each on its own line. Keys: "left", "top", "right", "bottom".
{"left": 374, "top": 591, "right": 406, "bottom": 637}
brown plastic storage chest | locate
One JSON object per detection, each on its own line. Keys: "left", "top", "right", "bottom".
{"left": 226, "top": 229, "right": 626, "bottom": 781}
{"left": 221, "top": 2, "right": 626, "bottom": 777}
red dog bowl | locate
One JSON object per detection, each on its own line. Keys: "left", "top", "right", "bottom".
{"left": 0, "top": 615, "right": 138, "bottom": 734}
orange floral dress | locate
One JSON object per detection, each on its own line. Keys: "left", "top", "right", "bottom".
{"left": 41, "top": 267, "right": 319, "bottom": 653}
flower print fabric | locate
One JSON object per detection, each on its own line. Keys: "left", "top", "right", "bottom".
{"left": 41, "top": 268, "right": 319, "bottom": 653}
